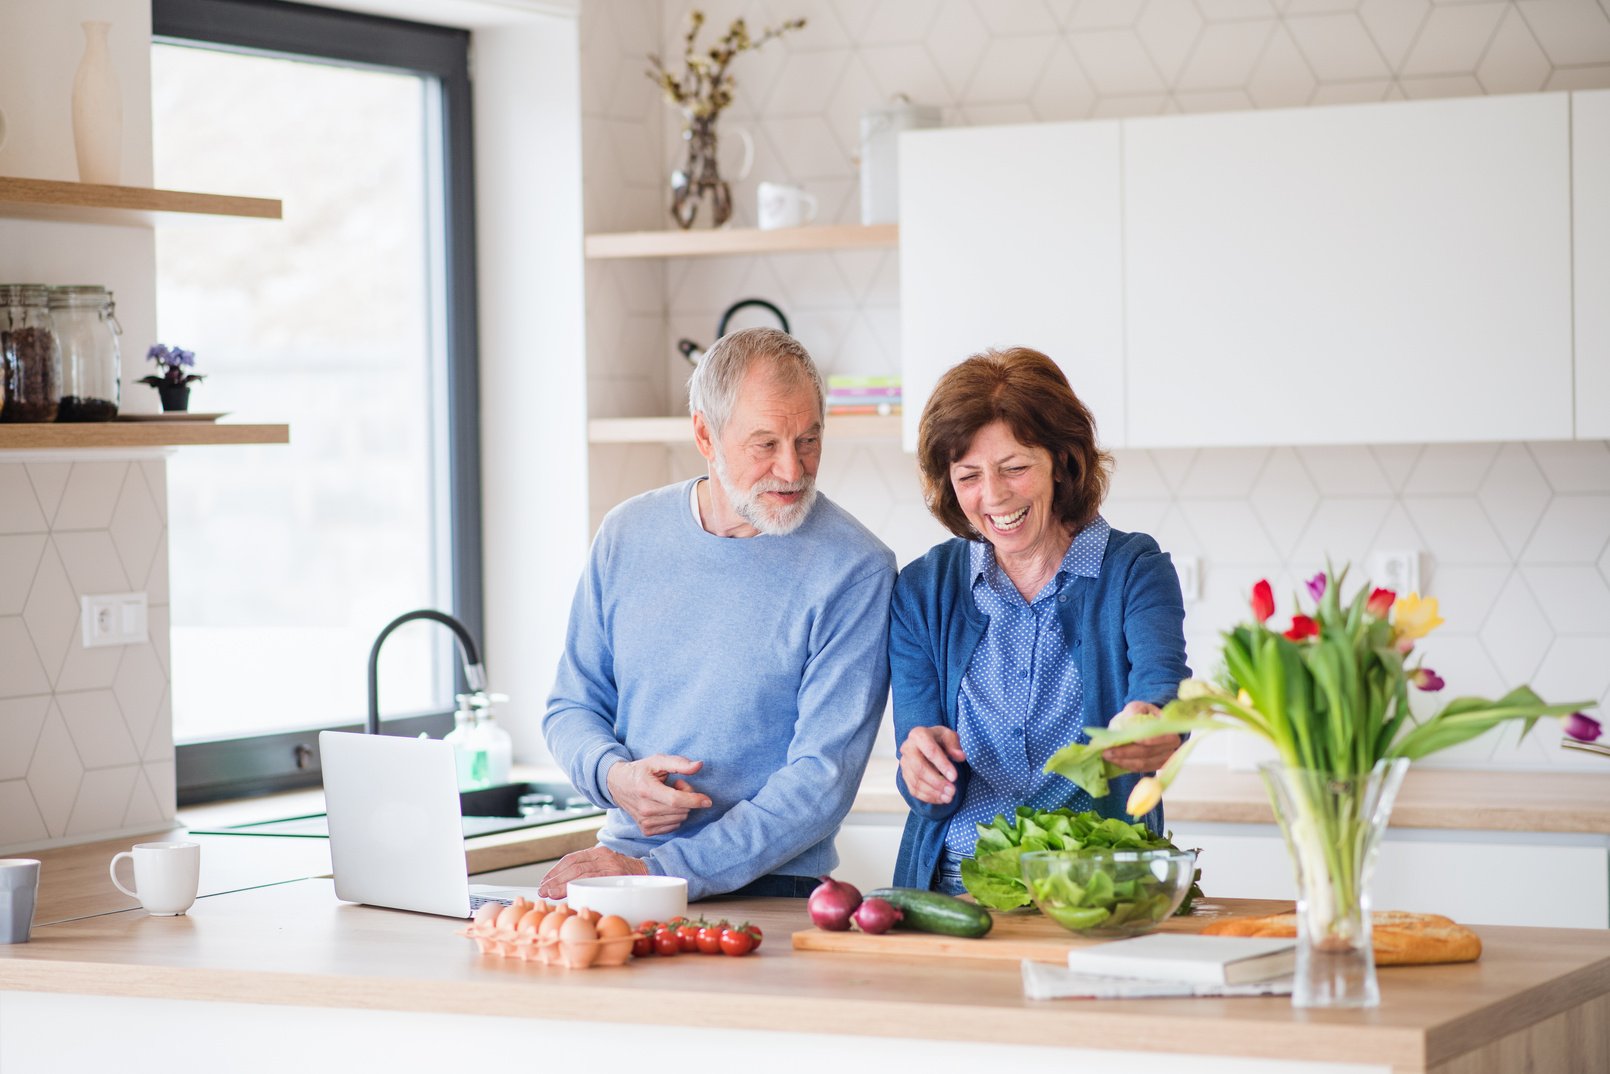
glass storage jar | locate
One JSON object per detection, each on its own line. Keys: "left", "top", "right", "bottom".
{"left": 0, "top": 285, "right": 62, "bottom": 422}
{"left": 49, "top": 285, "right": 121, "bottom": 421}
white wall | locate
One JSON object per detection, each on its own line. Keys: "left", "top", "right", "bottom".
{"left": 577, "top": 0, "right": 1610, "bottom": 773}
{"left": 0, "top": 0, "right": 173, "bottom": 853}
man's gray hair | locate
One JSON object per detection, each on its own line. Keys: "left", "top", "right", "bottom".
{"left": 687, "top": 326, "right": 826, "bottom": 436}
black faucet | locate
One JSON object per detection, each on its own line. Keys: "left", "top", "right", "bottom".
{"left": 366, "top": 609, "right": 487, "bottom": 735}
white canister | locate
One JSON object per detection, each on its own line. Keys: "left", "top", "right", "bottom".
{"left": 858, "top": 97, "right": 941, "bottom": 226}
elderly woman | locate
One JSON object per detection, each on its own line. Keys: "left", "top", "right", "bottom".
{"left": 889, "top": 347, "right": 1189, "bottom": 893}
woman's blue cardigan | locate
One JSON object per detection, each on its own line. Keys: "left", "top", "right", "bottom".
{"left": 888, "top": 528, "right": 1190, "bottom": 890}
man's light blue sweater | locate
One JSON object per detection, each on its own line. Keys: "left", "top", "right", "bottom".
{"left": 543, "top": 478, "right": 897, "bottom": 901}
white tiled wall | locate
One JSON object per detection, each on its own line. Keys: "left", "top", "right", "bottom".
{"left": 0, "top": 458, "right": 174, "bottom": 853}
{"left": 578, "top": 0, "right": 1610, "bottom": 772}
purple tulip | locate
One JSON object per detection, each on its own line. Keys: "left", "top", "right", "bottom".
{"left": 1409, "top": 667, "right": 1445, "bottom": 692}
{"left": 1564, "top": 712, "right": 1603, "bottom": 742}
{"left": 1305, "top": 573, "right": 1326, "bottom": 602}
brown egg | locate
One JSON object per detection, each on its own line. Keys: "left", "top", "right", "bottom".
{"left": 494, "top": 902, "right": 525, "bottom": 934}
{"left": 535, "top": 906, "right": 572, "bottom": 965}
{"left": 559, "top": 913, "right": 600, "bottom": 969}
{"left": 593, "top": 914, "right": 634, "bottom": 967}
{"left": 471, "top": 902, "right": 502, "bottom": 934}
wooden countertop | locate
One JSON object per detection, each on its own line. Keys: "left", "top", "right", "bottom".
{"left": 3, "top": 879, "right": 1608, "bottom": 1072}
{"left": 852, "top": 758, "right": 1610, "bottom": 834}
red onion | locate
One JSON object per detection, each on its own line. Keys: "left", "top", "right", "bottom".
{"left": 808, "top": 875, "right": 862, "bottom": 931}
{"left": 852, "top": 897, "right": 902, "bottom": 935}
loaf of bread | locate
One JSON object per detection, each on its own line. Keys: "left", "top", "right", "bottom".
{"left": 1200, "top": 910, "right": 1481, "bottom": 965}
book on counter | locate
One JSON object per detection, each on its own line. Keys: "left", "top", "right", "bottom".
{"left": 1062, "top": 933, "right": 1297, "bottom": 986}
{"left": 1021, "top": 960, "right": 1294, "bottom": 1001}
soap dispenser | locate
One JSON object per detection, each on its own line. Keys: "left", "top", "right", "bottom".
{"left": 445, "top": 690, "right": 512, "bottom": 790}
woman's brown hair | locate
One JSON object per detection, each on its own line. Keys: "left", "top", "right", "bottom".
{"left": 917, "top": 347, "right": 1113, "bottom": 541}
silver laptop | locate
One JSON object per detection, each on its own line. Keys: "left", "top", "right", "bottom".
{"left": 319, "top": 730, "right": 548, "bottom": 917}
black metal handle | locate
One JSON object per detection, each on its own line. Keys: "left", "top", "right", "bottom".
{"left": 717, "top": 297, "right": 789, "bottom": 337}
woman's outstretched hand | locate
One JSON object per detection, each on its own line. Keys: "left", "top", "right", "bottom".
{"left": 1101, "top": 701, "right": 1182, "bottom": 774}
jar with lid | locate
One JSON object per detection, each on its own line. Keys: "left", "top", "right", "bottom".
{"left": 49, "top": 285, "right": 121, "bottom": 421}
{"left": 0, "top": 285, "right": 62, "bottom": 422}
{"left": 444, "top": 690, "right": 513, "bottom": 790}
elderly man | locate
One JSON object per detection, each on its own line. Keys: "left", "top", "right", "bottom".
{"left": 539, "top": 327, "right": 896, "bottom": 901}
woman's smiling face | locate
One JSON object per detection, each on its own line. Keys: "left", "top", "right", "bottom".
{"left": 949, "top": 420, "right": 1062, "bottom": 559}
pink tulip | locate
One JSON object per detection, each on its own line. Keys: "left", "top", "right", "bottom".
{"left": 1366, "top": 587, "right": 1395, "bottom": 618}
{"left": 1305, "top": 573, "right": 1326, "bottom": 602}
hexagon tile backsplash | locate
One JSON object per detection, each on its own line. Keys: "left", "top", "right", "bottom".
{"left": 579, "top": 0, "right": 1610, "bottom": 774}
{"left": 0, "top": 460, "right": 174, "bottom": 854}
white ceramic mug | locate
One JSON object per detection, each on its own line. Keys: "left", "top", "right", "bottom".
{"left": 758, "top": 181, "right": 818, "bottom": 230}
{"left": 109, "top": 842, "right": 200, "bottom": 916}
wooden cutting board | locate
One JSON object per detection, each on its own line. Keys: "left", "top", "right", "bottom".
{"left": 790, "top": 897, "right": 1294, "bottom": 964}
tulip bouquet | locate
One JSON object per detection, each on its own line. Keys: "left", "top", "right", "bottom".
{"left": 1045, "top": 568, "right": 1593, "bottom": 815}
{"left": 1044, "top": 566, "right": 1594, "bottom": 1006}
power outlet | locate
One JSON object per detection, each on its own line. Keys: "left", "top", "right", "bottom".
{"left": 1175, "top": 554, "right": 1201, "bottom": 604}
{"left": 1368, "top": 550, "right": 1422, "bottom": 597}
{"left": 81, "top": 592, "right": 148, "bottom": 648}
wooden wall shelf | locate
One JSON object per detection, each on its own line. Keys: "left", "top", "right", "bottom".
{"left": 0, "top": 423, "right": 290, "bottom": 449}
{"left": 0, "top": 177, "right": 282, "bottom": 225}
{"left": 589, "top": 413, "right": 900, "bottom": 444}
{"left": 585, "top": 223, "right": 897, "bottom": 260}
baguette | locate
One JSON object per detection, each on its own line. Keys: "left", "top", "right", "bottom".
{"left": 1200, "top": 910, "right": 1481, "bottom": 965}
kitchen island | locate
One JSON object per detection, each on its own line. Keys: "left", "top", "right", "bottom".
{"left": 2, "top": 875, "right": 1607, "bottom": 1073}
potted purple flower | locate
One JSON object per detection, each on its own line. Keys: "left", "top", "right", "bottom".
{"left": 140, "top": 343, "right": 205, "bottom": 412}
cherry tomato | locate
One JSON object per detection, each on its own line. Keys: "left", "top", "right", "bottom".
{"left": 664, "top": 916, "right": 687, "bottom": 928}
{"left": 741, "top": 923, "right": 763, "bottom": 951}
{"left": 653, "top": 927, "right": 680, "bottom": 957}
{"left": 675, "top": 922, "right": 701, "bottom": 952}
{"left": 696, "top": 924, "right": 724, "bottom": 954}
{"left": 631, "top": 933, "right": 654, "bottom": 958}
{"left": 718, "top": 927, "right": 755, "bottom": 957}
{"left": 637, "top": 919, "right": 661, "bottom": 934}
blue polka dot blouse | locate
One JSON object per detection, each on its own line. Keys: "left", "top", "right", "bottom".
{"left": 941, "top": 515, "right": 1111, "bottom": 864}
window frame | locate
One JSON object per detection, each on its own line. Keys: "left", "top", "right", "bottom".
{"left": 156, "top": 0, "right": 483, "bottom": 804}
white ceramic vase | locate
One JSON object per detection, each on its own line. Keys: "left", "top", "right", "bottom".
{"left": 72, "top": 21, "right": 122, "bottom": 185}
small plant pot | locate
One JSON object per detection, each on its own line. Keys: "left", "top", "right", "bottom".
{"left": 157, "top": 385, "right": 190, "bottom": 413}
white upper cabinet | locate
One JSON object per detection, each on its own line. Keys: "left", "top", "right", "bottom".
{"left": 1123, "top": 94, "right": 1574, "bottom": 448}
{"left": 899, "top": 121, "right": 1125, "bottom": 452}
{"left": 1576, "top": 90, "right": 1610, "bottom": 440}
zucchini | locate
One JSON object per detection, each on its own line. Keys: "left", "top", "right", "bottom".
{"left": 864, "top": 887, "right": 993, "bottom": 939}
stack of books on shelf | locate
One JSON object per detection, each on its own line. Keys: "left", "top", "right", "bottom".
{"left": 826, "top": 374, "right": 901, "bottom": 416}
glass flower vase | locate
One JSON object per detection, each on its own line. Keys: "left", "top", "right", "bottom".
{"left": 670, "top": 112, "right": 733, "bottom": 230}
{"left": 1259, "top": 758, "right": 1409, "bottom": 1008}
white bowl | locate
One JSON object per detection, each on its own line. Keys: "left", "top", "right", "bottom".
{"left": 563, "top": 875, "right": 687, "bottom": 924}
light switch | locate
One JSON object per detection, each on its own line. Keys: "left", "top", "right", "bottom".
{"left": 1175, "top": 554, "right": 1201, "bottom": 603}
{"left": 1368, "top": 550, "right": 1422, "bottom": 597}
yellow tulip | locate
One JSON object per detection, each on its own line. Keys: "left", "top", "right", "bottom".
{"left": 1126, "top": 776, "right": 1163, "bottom": 817}
{"left": 1393, "top": 592, "right": 1445, "bottom": 641}
{"left": 1178, "top": 678, "right": 1219, "bottom": 700}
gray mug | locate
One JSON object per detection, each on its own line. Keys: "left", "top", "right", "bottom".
{"left": 1, "top": 858, "right": 41, "bottom": 943}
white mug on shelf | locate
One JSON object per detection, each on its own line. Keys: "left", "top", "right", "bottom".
{"left": 757, "top": 181, "right": 818, "bottom": 230}
{"left": 109, "top": 841, "right": 200, "bottom": 916}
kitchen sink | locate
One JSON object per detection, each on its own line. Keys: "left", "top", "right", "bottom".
{"left": 189, "top": 780, "right": 605, "bottom": 839}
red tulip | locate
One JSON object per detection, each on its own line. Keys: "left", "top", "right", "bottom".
{"left": 1366, "top": 587, "right": 1396, "bottom": 618}
{"left": 1251, "top": 580, "right": 1275, "bottom": 623}
{"left": 1283, "top": 614, "right": 1319, "bottom": 641}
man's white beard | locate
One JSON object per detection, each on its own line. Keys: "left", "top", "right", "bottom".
{"left": 711, "top": 446, "right": 818, "bottom": 536}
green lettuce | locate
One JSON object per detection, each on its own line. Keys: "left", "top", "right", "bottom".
{"left": 959, "top": 806, "right": 1205, "bottom": 913}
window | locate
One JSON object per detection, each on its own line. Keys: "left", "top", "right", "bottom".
{"left": 152, "top": 0, "right": 480, "bottom": 802}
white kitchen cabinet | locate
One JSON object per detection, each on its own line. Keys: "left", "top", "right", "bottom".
{"left": 899, "top": 121, "right": 1126, "bottom": 451}
{"left": 1124, "top": 93, "right": 1574, "bottom": 448}
{"left": 1170, "top": 822, "right": 1609, "bottom": 929}
{"left": 833, "top": 812, "right": 905, "bottom": 893}
{"left": 1576, "top": 89, "right": 1610, "bottom": 439}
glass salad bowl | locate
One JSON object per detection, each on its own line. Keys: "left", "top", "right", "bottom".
{"left": 1020, "top": 847, "right": 1197, "bottom": 937}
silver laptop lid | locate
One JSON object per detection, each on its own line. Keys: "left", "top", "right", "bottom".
{"left": 320, "top": 730, "right": 471, "bottom": 918}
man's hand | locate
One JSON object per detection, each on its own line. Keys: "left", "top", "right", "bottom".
{"left": 899, "top": 725, "right": 967, "bottom": 805}
{"left": 536, "top": 845, "right": 648, "bottom": 900}
{"left": 1101, "top": 700, "right": 1181, "bottom": 774}
{"left": 605, "top": 755, "right": 712, "bottom": 836}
